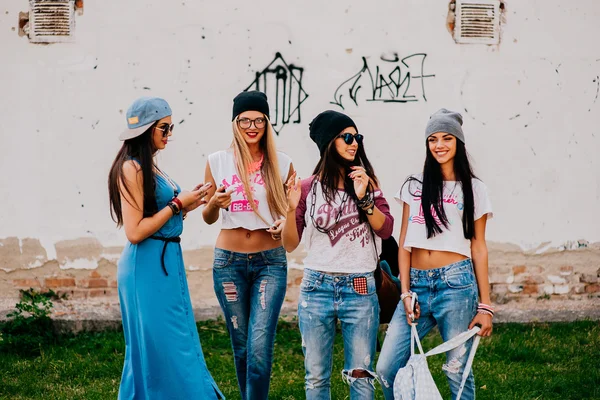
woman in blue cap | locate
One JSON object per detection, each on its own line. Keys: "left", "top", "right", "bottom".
{"left": 108, "top": 97, "right": 224, "bottom": 399}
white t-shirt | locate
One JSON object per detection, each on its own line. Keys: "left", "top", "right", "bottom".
{"left": 296, "top": 177, "right": 395, "bottom": 273}
{"left": 208, "top": 149, "right": 292, "bottom": 230}
{"left": 395, "top": 174, "right": 493, "bottom": 258}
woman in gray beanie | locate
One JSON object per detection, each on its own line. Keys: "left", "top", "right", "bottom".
{"left": 376, "top": 108, "right": 493, "bottom": 400}
{"left": 282, "top": 110, "right": 394, "bottom": 400}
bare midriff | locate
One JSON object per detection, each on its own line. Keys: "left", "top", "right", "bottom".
{"left": 410, "top": 248, "right": 468, "bottom": 270}
{"left": 215, "top": 228, "right": 281, "bottom": 253}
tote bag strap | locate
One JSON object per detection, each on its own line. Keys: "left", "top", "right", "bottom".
{"left": 425, "top": 326, "right": 481, "bottom": 400}
{"left": 409, "top": 294, "right": 425, "bottom": 356}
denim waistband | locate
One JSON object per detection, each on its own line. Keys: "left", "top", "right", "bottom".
{"left": 214, "top": 246, "right": 286, "bottom": 261}
{"left": 410, "top": 258, "right": 473, "bottom": 279}
{"left": 304, "top": 268, "right": 375, "bottom": 283}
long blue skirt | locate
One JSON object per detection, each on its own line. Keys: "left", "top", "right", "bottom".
{"left": 117, "top": 239, "right": 224, "bottom": 399}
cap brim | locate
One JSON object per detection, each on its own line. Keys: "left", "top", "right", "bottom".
{"left": 119, "top": 121, "right": 155, "bottom": 141}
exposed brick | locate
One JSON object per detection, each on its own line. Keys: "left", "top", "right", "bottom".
{"left": 57, "top": 289, "right": 88, "bottom": 300}
{"left": 90, "top": 270, "right": 102, "bottom": 278}
{"left": 571, "top": 284, "right": 586, "bottom": 294}
{"left": 109, "top": 280, "right": 118, "bottom": 288}
{"left": 489, "top": 274, "right": 512, "bottom": 284}
{"left": 585, "top": 284, "right": 600, "bottom": 294}
{"left": 554, "top": 285, "right": 570, "bottom": 295}
{"left": 89, "top": 289, "right": 113, "bottom": 298}
{"left": 512, "top": 265, "right": 526, "bottom": 275}
{"left": 525, "top": 275, "right": 544, "bottom": 285}
{"left": 78, "top": 278, "right": 108, "bottom": 288}
{"left": 526, "top": 266, "right": 545, "bottom": 274}
{"left": 547, "top": 275, "right": 567, "bottom": 285}
{"left": 543, "top": 285, "right": 554, "bottom": 295}
{"left": 508, "top": 284, "right": 523, "bottom": 293}
{"left": 580, "top": 274, "right": 598, "bottom": 284}
{"left": 522, "top": 284, "right": 539, "bottom": 295}
{"left": 12, "top": 279, "right": 41, "bottom": 288}
{"left": 560, "top": 266, "right": 574, "bottom": 276}
{"left": 492, "top": 284, "right": 508, "bottom": 294}
{"left": 45, "top": 278, "right": 76, "bottom": 288}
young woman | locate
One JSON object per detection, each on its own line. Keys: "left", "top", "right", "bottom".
{"left": 376, "top": 108, "right": 494, "bottom": 400}
{"left": 108, "top": 97, "right": 223, "bottom": 399}
{"left": 282, "top": 110, "right": 394, "bottom": 400}
{"left": 202, "top": 91, "right": 294, "bottom": 400}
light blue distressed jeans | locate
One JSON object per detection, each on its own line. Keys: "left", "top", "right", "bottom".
{"left": 298, "top": 268, "right": 380, "bottom": 400}
{"left": 212, "top": 247, "right": 288, "bottom": 400}
{"left": 376, "top": 259, "right": 479, "bottom": 400}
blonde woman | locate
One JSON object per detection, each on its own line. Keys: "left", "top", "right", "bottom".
{"left": 202, "top": 91, "right": 294, "bottom": 400}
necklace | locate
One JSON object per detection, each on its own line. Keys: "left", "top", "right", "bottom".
{"left": 247, "top": 154, "right": 264, "bottom": 174}
{"left": 309, "top": 179, "right": 349, "bottom": 234}
{"left": 155, "top": 165, "right": 179, "bottom": 196}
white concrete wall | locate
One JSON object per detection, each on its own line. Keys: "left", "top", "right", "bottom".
{"left": 1, "top": 0, "right": 599, "bottom": 265}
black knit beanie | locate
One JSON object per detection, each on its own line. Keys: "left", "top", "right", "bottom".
{"left": 309, "top": 110, "right": 357, "bottom": 155}
{"left": 232, "top": 91, "right": 270, "bottom": 121}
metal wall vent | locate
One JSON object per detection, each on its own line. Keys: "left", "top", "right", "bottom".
{"left": 454, "top": 0, "right": 500, "bottom": 44}
{"left": 28, "top": 0, "right": 75, "bottom": 43}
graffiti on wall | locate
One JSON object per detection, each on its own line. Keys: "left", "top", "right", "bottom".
{"left": 245, "top": 52, "right": 309, "bottom": 134}
{"left": 331, "top": 53, "right": 435, "bottom": 110}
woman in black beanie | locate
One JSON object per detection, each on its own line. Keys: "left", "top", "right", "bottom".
{"left": 281, "top": 110, "right": 394, "bottom": 400}
{"left": 202, "top": 91, "right": 295, "bottom": 400}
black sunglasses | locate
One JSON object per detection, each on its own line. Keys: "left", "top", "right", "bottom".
{"left": 156, "top": 123, "right": 175, "bottom": 137}
{"left": 337, "top": 132, "right": 364, "bottom": 145}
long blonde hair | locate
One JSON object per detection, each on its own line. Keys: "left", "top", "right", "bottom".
{"left": 231, "top": 116, "right": 288, "bottom": 224}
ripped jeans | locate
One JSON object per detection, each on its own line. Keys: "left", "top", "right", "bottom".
{"left": 212, "top": 247, "right": 287, "bottom": 400}
{"left": 376, "top": 259, "right": 479, "bottom": 400}
{"left": 298, "top": 268, "right": 379, "bottom": 400}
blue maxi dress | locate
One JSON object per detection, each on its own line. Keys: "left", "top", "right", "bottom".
{"left": 117, "top": 173, "right": 224, "bottom": 399}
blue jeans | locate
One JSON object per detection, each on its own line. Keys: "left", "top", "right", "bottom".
{"left": 212, "top": 247, "right": 288, "bottom": 400}
{"left": 298, "top": 268, "right": 379, "bottom": 400}
{"left": 376, "top": 259, "right": 479, "bottom": 400}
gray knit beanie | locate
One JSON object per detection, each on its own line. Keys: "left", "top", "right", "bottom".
{"left": 425, "top": 108, "right": 465, "bottom": 143}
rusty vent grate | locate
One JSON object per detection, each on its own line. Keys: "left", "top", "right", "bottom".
{"left": 455, "top": 0, "right": 500, "bottom": 44}
{"left": 29, "top": 0, "right": 74, "bottom": 43}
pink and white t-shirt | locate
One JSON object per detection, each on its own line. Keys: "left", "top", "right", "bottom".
{"left": 295, "top": 177, "right": 394, "bottom": 273}
{"left": 208, "top": 149, "right": 292, "bottom": 230}
{"left": 395, "top": 174, "right": 493, "bottom": 258}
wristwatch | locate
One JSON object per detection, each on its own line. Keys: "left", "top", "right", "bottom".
{"left": 365, "top": 204, "right": 375, "bottom": 215}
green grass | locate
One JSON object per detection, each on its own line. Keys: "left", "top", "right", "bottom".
{"left": 1, "top": 320, "right": 599, "bottom": 399}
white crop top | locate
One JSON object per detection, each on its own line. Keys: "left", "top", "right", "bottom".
{"left": 208, "top": 149, "right": 292, "bottom": 230}
{"left": 395, "top": 174, "right": 493, "bottom": 258}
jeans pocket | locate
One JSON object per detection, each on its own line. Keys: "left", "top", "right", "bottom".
{"left": 300, "top": 277, "right": 318, "bottom": 292}
{"left": 444, "top": 271, "right": 475, "bottom": 289}
{"left": 265, "top": 248, "right": 287, "bottom": 267}
{"left": 213, "top": 250, "right": 231, "bottom": 269}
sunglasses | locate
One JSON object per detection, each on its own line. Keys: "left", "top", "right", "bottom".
{"left": 337, "top": 132, "right": 364, "bottom": 145}
{"left": 155, "top": 123, "right": 175, "bottom": 137}
{"left": 237, "top": 117, "right": 267, "bottom": 129}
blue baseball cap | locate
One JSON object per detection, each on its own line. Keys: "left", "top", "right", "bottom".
{"left": 119, "top": 97, "right": 172, "bottom": 141}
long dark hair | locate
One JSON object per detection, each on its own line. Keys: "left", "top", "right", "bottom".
{"left": 312, "top": 136, "right": 379, "bottom": 223}
{"left": 108, "top": 125, "right": 158, "bottom": 227}
{"left": 404, "top": 139, "right": 476, "bottom": 239}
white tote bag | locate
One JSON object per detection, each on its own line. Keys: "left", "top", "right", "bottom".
{"left": 393, "top": 295, "right": 481, "bottom": 400}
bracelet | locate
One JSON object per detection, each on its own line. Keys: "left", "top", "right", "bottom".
{"left": 171, "top": 197, "right": 183, "bottom": 212}
{"left": 400, "top": 291, "right": 413, "bottom": 301}
{"left": 357, "top": 193, "right": 373, "bottom": 208}
{"left": 167, "top": 201, "right": 180, "bottom": 215}
{"left": 477, "top": 309, "right": 494, "bottom": 317}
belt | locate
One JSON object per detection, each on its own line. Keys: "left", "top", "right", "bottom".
{"left": 149, "top": 235, "right": 181, "bottom": 276}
